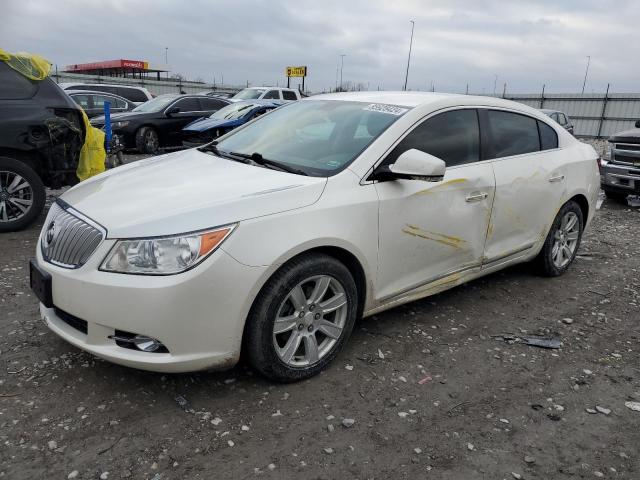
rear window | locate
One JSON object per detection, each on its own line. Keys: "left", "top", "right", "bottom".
{"left": 487, "top": 110, "right": 540, "bottom": 158}
{"left": 0, "top": 63, "right": 38, "bottom": 99}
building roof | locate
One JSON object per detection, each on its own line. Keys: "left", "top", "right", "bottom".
{"left": 64, "top": 59, "right": 168, "bottom": 73}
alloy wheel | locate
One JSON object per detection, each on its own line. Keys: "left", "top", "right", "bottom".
{"left": 551, "top": 211, "right": 580, "bottom": 268}
{"left": 145, "top": 130, "right": 159, "bottom": 151}
{"left": 272, "top": 275, "right": 348, "bottom": 367}
{"left": 0, "top": 171, "right": 34, "bottom": 223}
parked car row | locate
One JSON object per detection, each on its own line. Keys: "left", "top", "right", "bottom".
{"left": 61, "top": 85, "right": 301, "bottom": 154}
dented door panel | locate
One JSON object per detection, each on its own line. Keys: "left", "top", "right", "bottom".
{"left": 374, "top": 162, "right": 495, "bottom": 301}
{"left": 483, "top": 150, "right": 564, "bottom": 264}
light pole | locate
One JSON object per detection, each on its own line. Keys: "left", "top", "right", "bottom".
{"left": 581, "top": 55, "right": 590, "bottom": 94}
{"left": 165, "top": 47, "right": 168, "bottom": 79}
{"left": 340, "top": 54, "right": 346, "bottom": 91}
{"left": 403, "top": 20, "right": 415, "bottom": 91}
{"left": 493, "top": 74, "right": 497, "bottom": 96}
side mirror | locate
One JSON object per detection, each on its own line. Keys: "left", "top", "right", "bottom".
{"left": 376, "top": 149, "right": 446, "bottom": 182}
{"left": 635, "top": 120, "right": 640, "bottom": 128}
{"left": 166, "top": 106, "right": 180, "bottom": 116}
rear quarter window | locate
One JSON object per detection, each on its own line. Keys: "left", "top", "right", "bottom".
{"left": 282, "top": 90, "right": 298, "bottom": 100}
{"left": 538, "top": 120, "right": 559, "bottom": 150}
{"left": 0, "top": 63, "right": 38, "bottom": 99}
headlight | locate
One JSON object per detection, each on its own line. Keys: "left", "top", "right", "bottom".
{"left": 100, "top": 225, "right": 236, "bottom": 275}
{"left": 112, "top": 121, "right": 130, "bottom": 128}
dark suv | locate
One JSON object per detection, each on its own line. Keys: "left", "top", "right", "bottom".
{"left": 601, "top": 120, "right": 640, "bottom": 201}
{"left": 0, "top": 62, "right": 84, "bottom": 232}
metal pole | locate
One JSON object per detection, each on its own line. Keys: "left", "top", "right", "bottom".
{"left": 165, "top": 47, "right": 168, "bottom": 79}
{"left": 493, "top": 74, "right": 497, "bottom": 96}
{"left": 502, "top": 82, "right": 506, "bottom": 98}
{"left": 540, "top": 84, "right": 545, "bottom": 109}
{"left": 403, "top": 20, "right": 415, "bottom": 91}
{"left": 581, "top": 56, "right": 590, "bottom": 94}
{"left": 466, "top": 83, "right": 468, "bottom": 95}
{"left": 340, "top": 54, "right": 346, "bottom": 91}
{"left": 597, "top": 83, "right": 610, "bottom": 138}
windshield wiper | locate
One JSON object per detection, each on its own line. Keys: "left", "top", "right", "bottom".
{"left": 229, "top": 152, "right": 308, "bottom": 176}
{"left": 200, "top": 142, "right": 251, "bottom": 163}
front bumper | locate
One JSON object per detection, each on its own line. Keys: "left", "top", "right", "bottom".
{"left": 35, "top": 239, "right": 267, "bottom": 373}
{"left": 600, "top": 160, "right": 640, "bottom": 194}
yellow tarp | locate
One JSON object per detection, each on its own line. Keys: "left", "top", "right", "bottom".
{"left": 77, "top": 110, "right": 106, "bottom": 181}
{"left": 0, "top": 48, "right": 51, "bottom": 80}
{"left": 0, "top": 48, "right": 105, "bottom": 180}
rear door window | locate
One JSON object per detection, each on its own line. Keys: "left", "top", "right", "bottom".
{"left": 173, "top": 97, "right": 200, "bottom": 112}
{"left": 93, "top": 95, "right": 126, "bottom": 110}
{"left": 486, "top": 110, "right": 540, "bottom": 158}
{"left": 0, "top": 63, "right": 38, "bottom": 99}
{"left": 263, "top": 90, "right": 281, "bottom": 99}
{"left": 384, "top": 109, "right": 480, "bottom": 167}
{"left": 282, "top": 90, "right": 297, "bottom": 100}
{"left": 538, "top": 121, "right": 559, "bottom": 150}
{"left": 199, "top": 98, "right": 228, "bottom": 111}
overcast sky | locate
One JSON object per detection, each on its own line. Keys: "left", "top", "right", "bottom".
{"left": 3, "top": 0, "right": 638, "bottom": 93}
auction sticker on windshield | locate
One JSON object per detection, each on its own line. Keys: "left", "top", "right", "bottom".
{"left": 363, "top": 104, "right": 409, "bottom": 115}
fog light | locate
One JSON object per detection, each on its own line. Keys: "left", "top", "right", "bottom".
{"left": 132, "top": 335, "right": 163, "bottom": 352}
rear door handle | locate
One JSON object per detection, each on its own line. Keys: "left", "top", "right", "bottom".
{"left": 549, "top": 174, "right": 565, "bottom": 183}
{"left": 465, "top": 191, "right": 489, "bottom": 203}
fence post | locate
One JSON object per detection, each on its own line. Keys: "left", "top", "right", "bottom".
{"left": 540, "top": 84, "right": 545, "bottom": 109}
{"left": 596, "top": 83, "right": 610, "bottom": 138}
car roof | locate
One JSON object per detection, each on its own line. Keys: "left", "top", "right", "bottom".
{"left": 59, "top": 82, "right": 149, "bottom": 91}
{"left": 66, "top": 89, "right": 129, "bottom": 98}
{"left": 306, "top": 91, "right": 555, "bottom": 115}
{"left": 230, "top": 99, "right": 284, "bottom": 107}
{"left": 243, "top": 86, "right": 297, "bottom": 92}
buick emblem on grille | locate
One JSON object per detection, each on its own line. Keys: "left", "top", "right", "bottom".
{"left": 44, "top": 220, "right": 58, "bottom": 247}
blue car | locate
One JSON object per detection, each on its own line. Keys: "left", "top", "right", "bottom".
{"left": 182, "top": 100, "right": 284, "bottom": 147}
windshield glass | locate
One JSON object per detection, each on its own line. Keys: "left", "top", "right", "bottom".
{"left": 210, "top": 102, "right": 260, "bottom": 120}
{"left": 215, "top": 100, "right": 408, "bottom": 176}
{"left": 233, "top": 88, "right": 267, "bottom": 100}
{"left": 132, "top": 95, "right": 179, "bottom": 113}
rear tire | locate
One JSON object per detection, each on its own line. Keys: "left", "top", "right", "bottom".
{"left": 0, "top": 156, "right": 45, "bottom": 233}
{"left": 534, "top": 200, "right": 583, "bottom": 277}
{"left": 245, "top": 253, "right": 358, "bottom": 382}
{"left": 603, "top": 189, "right": 628, "bottom": 203}
{"left": 135, "top": 126, "right": 160, "bottom": 154}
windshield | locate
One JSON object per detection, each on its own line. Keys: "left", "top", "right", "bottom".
{"left": 210, "top": 102, "right": 260, "bottom": 120}
{"left": 233, "top": 88, "right": 267, "bottom": 100}
{"left": 132, "top": 95, "right": 179, "bottom": 113}
{"left": 215, "top": 100, "right": 408, "bottom": 176}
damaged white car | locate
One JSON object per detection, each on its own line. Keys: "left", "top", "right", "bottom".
{"left": 30, "top": 92, "right": 600, "bottom": 381}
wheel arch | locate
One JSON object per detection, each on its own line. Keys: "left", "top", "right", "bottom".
{"left": 568, "top": 193, "right": 589, "bottom": 223}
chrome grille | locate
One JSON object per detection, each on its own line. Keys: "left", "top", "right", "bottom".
{"left": 41, "top": 202, "right": 103, "bottom": 268}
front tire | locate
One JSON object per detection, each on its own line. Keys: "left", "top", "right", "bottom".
{"left": 0, "top": 156, "right": 45, "bottom": 233}
{"left": 135, "top": 126, "right": 160, "bottom": 154}
{"left": 245, "top": 253, "right": 358, "bottom": 382}
{"left": 534, "top": 200, "right": 584, "bottom": 277}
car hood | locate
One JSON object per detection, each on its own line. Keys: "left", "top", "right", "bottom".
{"left": 61, "top": 149, "right": 327, "bottom": 238}
{"left": 609, "top": 128, "right": 640, "bottom": 143}
{"left": 183, "top": 117, "right": 244, "bottom": 132}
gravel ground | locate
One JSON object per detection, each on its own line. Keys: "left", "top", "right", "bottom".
{"left": 2, "top": 148, "right": 640, "bottom": 479}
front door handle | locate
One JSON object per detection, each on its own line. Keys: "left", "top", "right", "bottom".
{"left": 549, "top": 174, "right": 565, "bottom": 183}
{"left": 465, "top": 191, "right": 489, "bottom": 203}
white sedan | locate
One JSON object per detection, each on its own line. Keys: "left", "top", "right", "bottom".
{"left": 30, "top": 92, "right": 600, "bottom": 381}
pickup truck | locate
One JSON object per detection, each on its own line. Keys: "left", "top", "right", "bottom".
{"left": 601, "top": 120, "right": 640, "bottom": 202}
{"left": 230, "top": 86, "right": 302, "bottom": 102}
